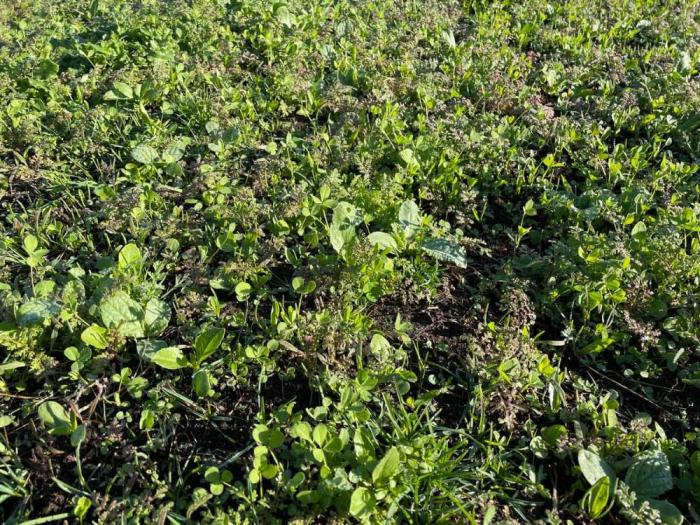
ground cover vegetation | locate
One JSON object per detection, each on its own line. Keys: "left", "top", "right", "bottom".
{"left": 1, "top": 0, "right": 699, "bottom": 523}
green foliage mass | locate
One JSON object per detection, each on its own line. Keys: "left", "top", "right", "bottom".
{"left": 1, "top": 0, "right": 700, "bottom": 523}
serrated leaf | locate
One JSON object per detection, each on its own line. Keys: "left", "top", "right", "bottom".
{"left": 420, "top": 238, "right": 468, "bottom": 268}
{"left": 625, "top": 450, "right": 672, "bottom": 499}
{"left": 131, "top": 144, "right": 159, "bottom": 165}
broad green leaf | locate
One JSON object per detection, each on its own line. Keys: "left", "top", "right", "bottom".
{"left": 398, "top": 200, "right": 421, "bottom": 239}
{"left": 252, "top": 425, "right": 284, "bottom": 448}
{"left": 81, "top": 323, "right": 108, "bottom": 349}
{"left": 17, "top": 299, "right": 59, "bottom": 326}
{"left": 372, "top": 446, "right": 400, "bottom": 484}
{"left": 0, "top": 361, "right": 25, "bottom": 375}
{"left": 100, "top": 291, "right": 145, "bottom": 338}
{"left": 204, "top": 466, "right": 220, "bottom": 483}
{"left": 353, "top": 427, "right": 375, "bottom": 460}
{"left": 330, "top": 222, "right": 353, "bottom": 254}
{"left": 541, "top": 424, "right": 567, "bottom": 446}
{"left": 113, "top": 81, "right": 133, "bottom": 99}
{"left": 139, "top": 408, "right": 155, "bottom": 430}
{"left": 71, "top": 424, "right": 86, "bottom": 447}
{"left": 523, "top": 199, "right": 537, "bottom": 216}
{"left": 194, "top": 327, "right": 225, "bottom": 363}
{"left": 261, "top": 463, "right": 278, "bottom": 480}
{"left": 582, "top": 476, "right": 611, "bottom": 518}
{"left": 648, "top": 499, "right": 684, "bottom": 525}
{"left": 193, "top": 369, "right": 212, "bottom": 397}
{"left": 578, "top": 449, "right": 616, "bottom": 486}
{"left": 23, "top": 235, "right": 39, "bottom": 253}
{"left": 398, "top": 148, "right": 419, "bottom": 168}
{"left": 162, "top": 144, "right": 185, "bottom": 163}
{"left": 291, "top": 422, "right": 312, "bottom": 442}
{"left": 330, "top": 201, "right": 361, "bottom": 254}
{"left": 313, "top": 423, "right": 329, "bottom": 447}
{"left": 144, "top": 298, "right": 171, "bottom": 336}
{"left": 288, "top": 471, "right": 305, "bottom": 490}
{"left": 38, "top": 401, "right": 73, "bottom": 436}
{"left": 625, "top": 450, "right": 673, "bottom": 499}
{"left": 64, "top": 346, "right": 80, "bottom": 361}
{"left": 235, "top": 282, "right": 253, "bottom": 301}
{"left": 419, "top": 238, "right": 468, "bottom": 268}
{"left": 36, "top": 59, "right": 59, "bottom": 79}
{"left": 292, "top": 277, "right": 316, "bottom": 294}
{"left": 74, "top": 496, "right": 92, "bottom": 520}
{"left": 136, "top": 339, "right": 167, "bottom": 360}
{"left": 370, "top": 334, "right": 391, "bottom": 355}
{"left": 350, "top": 487, "right": 376, "bottom": 518}
{"left": 367, "top": 231, "right": 398, "bottom": 251}
{"left": 631, "top": 221, "right": 647, "bottom": 238}
{"left": 131, "top": 144, "right": 159, "bottom": 165}
{"left": 149, "top": 346, "right": 187, "bottom": 370}
{"left": 275, "top": 5, "right": 295, "bottom": 27}
{"left": 118, "top": 243, "right": 142, "bottom": 271}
